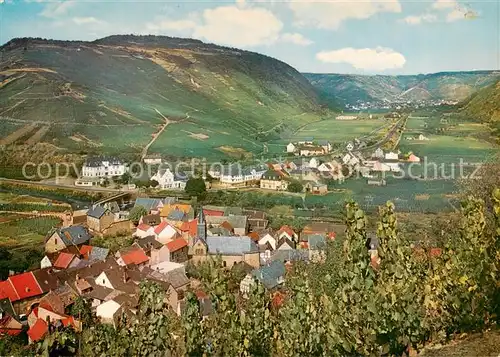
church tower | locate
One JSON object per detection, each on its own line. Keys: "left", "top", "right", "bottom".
{"left": 196, "top": 207, "right": 206, "bottom": 241}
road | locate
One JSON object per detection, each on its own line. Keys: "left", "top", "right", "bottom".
{"left": 0, "top": 177, "right": 123, "bottom": 193}
{"left": 141, "top": 108, "right": 170, "bottom": 161}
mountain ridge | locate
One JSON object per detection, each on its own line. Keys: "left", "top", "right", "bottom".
{"left": 0, "top": 35, "right": 324, "bottom": 161}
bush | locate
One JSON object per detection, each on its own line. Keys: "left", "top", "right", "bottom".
{"left": 287, "top": 181, "right": 303, "bottom": 193}
{"left": 185, "top": 178, "right": 206, "bottom": 198}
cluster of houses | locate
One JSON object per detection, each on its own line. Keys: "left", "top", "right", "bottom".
{"left": 0, "top": 197, "right": 342, "bottom": 344}
{"left": 286, "top": 139, "right": 332, "bottom": 157}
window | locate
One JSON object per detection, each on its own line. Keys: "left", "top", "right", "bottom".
{"left": 222, "top": 261, "right": 227, "bottom": 267}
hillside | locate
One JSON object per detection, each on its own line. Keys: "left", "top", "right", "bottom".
{"left": 304, "top": 71, "right": 500, "bottom": 107}
{"left": 461, "top": 79, "right": 500, "bottom": 123}
{"left": 0, "top": 35, "right": 324, "bottom": 161}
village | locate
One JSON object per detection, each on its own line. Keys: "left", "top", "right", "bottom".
{"left": 74, "top": 133, "right": 423, "bottom": 197}
{"left": 0, "top": 193, "right": 349, "bottom": 343}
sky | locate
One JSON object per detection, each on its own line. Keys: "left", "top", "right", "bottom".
{"left": 0, "top": 0, "right": 499, "bottom": 75}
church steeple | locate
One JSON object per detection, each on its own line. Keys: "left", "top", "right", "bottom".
{"left": 197, "top": 207, "right": 206, "bottom": 241}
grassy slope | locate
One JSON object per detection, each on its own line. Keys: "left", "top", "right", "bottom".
{"left": 0, "top": 35, "right": 325, "bottom": 161}
{"left": 304, "top": 71, "right": 500, "bottom": 107}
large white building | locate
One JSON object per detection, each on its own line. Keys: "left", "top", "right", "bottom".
{"left": 150, "top": 168, "right": 188, "bottom": 190}
{"left": 81, "top": 157, "right": 126, "bottom": 178}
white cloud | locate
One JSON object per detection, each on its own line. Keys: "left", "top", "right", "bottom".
{"left": 39, "top": 1, "right": 74, "bottom": 18}
{"left": 280, "top": 32, "right": 313, "bottom": 46}
{"left": 73, "top": 17, "right": 102, "bottom": 25}
{"left": 400, "top": 13, "right": 437, "bottom": 25}
{"left": 432, "top": 0, "right": 457, "bottom": 10}
{"left": 288, "top": 0, "right": 401, "bottom": 29}
{"left": 316, "top": 47, "right": 406, "bottom": 71}
{"left": 193, "top": 6, "right": 283, "bottom": 46}
{"left": 446, "top": 9, "right": 465, "bottom": 22}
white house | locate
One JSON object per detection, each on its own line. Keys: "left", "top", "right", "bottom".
{"left": 336, "top": 115, "right": 358, "bottom": 120}
{"left": 346, "top": 142, "right": 354, "bottom": 151}
{"left": 418, "top": 134, "right": 429, "bottom": 141}
{"left": 134, "top": 224, "right": 156, "bottom": 238}
{"left": 40, "top": 255, "right": 53, "bottom": 269}
{"left": 151, "top": 168, "right": 188, "bottom": 190}
{"left": 342, "top": 153, "right": 360, "bottom": 167}
{"left": 219, "top": 164, "right": 267, "bottom": 186}
{"left": 373, "top": 148, "right": 384, "bottom": 159}
{"left": 144, "top": 155, "right": 162, "bottom": 165}
{"left": 154, "top": 221, "right": 179, "bottom": 244}
{"left": 309, "top": 158, "right": 320, "bottom": 169}
{"left": 286, "top": 143, "right": 296, "bottom": 153}
{"left": 96, "top": 300, "right": 122, "bottom": 325}
{"left": 258, "top": 233, "right": 277, "bottom": 250}
{"left": 385, "top": 152, "right": 399, "bottom": 161}
{"left": 81, "top": 157, "right": 126, "bottom": 178}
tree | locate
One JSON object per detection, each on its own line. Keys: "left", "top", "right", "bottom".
{"left": 120, "top": 172, "right": 132, "bottom": 184}
{"left": 129, "top": 205, "right": 147, "bottom": 224}
{"left": 148, "top": 179, "right": 159, "bottom": 188}
{"left": 341, "top": 165, "right": 351, "bottom": 177}
{"left": 287, "top": 181, "right": 303, "bottom": 193}
{"left": 185, "top": 178, "right": 206, "bottom": 198}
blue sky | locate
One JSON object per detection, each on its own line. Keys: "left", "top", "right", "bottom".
{"left": 1, "top": 0, "right": 499, "bottom": 74}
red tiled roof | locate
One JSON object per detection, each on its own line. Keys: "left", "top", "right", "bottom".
{"left": 327, "top": 232, "right": 336, "bottom": 240}
{"left": 61, "top": 316, "right": 79, "bottom": 329}
{"left": 79, "top": 245, "right": 93, "bottom": 257}
{"left": 137, "top": 223, "right": 152, "bottom": 232}
{"left": 203, "top": 209, "right": 224, "bottom": 217}
{"left": 180, "top": 219, "right": 197, "bottom": 237}
{"left": 0, "top": 280, "right": 19, "bottom": 301}
{"left": 54, "top": 252, "right": 75, "bottom": 269}
{"left": 121, "top": 247, "right": 149, "bottom": 265}
{"left": 278, "top": 225, "right": 295, "bottom": 238}
{"left": 166, "top": 238, "right": 188, "bottom": 252}
{"left": 27, "top": 319, "right": 48, "bottom": 342}
{"left": 8, "top": 272, "right": 43, "bottom": 300}
{"left": 154, "top": 221, "right": 170, "bottom": 235}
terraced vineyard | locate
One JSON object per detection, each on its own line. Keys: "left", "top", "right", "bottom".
{"left": 0, "top": 35, "right": 326, "bottom": 162}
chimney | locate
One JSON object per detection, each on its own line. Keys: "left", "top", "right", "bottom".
{"left": 123, "top": 271, "right": 128, "bottom": 283}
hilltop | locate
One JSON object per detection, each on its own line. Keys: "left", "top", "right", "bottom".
{"left": 304, "top": 71, "right": 500, "bottom": 107}
{"left": 0, "top": 35, "right": 324, "bottom": 161}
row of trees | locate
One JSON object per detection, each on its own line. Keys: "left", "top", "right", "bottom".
{"left": 5, "top": 190, "right": 499, "bottom": 356}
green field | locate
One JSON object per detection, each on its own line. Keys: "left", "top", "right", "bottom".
{"left": 0, "top": 216, "right": 61, "bottom": 250}
{"left": 268, "top": 118, "right": 390, "bottom": 149}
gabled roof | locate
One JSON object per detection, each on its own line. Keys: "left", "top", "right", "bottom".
{"left": 27, "top": 318, "right": 48, "bottom": 342}
{"left": 206, "top": 236, "right": 258, "bottom": 255}
{"left": 220, "top": 221, "right": 233, "bottom": 231}
{"left": 134, "top": 198, "right": 161, "bottom": 212}
{"left": 53, "top": 252, "right": 76, "bottom": 269}
{"left": 0, "top": 281, "right": 18, "bottom": 302}
{"left": 88, "top": 247, "right": 109, "bottom": 262}
{"left": 137, "top": 223, "right": 152, "bottom": 232}
{"left": 54, "top": 226, "right": 92, "bottom": 246}
{"left": 8, "top": 272, "right": 43, "bottom": 300}
{"left": 141, "top": 214, "right": 161, "bottom": 226}
{"left": 252, "top": 261, "right": 286, "bottom": 290}
{"left": 272, "top": 249, "right": 309, "bottom": 263}
{"left": 202, "top": 209, "right": 224, "bottom": 217}
{"left": 154, "top": 221, "right": 174, "bottom": 235}
{"left": 87, "top": 205, "right": 108, "bottom": 219}
{"left": 79, "top": 245, "right": 93, "bottom": 257}
{"left": 135, "top": 235, "right": 162, "bottom": 250}
{"left": 179, "top": 219, "right": 198, "bottom": 237}
{"left": 39, "top": 291, "right": 65, "bottom": 315}
{"left": 166, "top": 238, "right": 188, "bottom": 252}
{"left": 32, "top": 268, "right": 60, "bottom": 292}
{"left": 162, "top": 270, "right": 189, "bottom": 289}
{"left": 119, "top": 247, "right": 149, "bottom": 266}
{"left": 167, "top": 208, "right": 186, "bottom": 221}
{"left": 278, "top": 225, "right": 296, "bottom": 238}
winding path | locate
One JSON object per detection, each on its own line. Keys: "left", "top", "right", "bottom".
{"left": 140, "top": 108, "right": 170, "bottom": 161}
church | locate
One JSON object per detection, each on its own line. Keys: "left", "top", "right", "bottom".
{"left": 191, "top": 209, "right": 260, "bottom": 268}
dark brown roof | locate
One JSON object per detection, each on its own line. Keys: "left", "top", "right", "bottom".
{"left": 32, "top": 268, "right": 60, "bottom": 292}
{"left": 142, "top": 214, "right": 161, "bottom": 226}
{"left": 163, "top": 270, "right": 189, "bottom": 290}
{"left": 39, "top": 291, "right": 65, "bottom": 315}
{"left": 134, "top": 236, "right": 162, "bottom": 251}
{"left": 83, "top": 280, "right": 113, "bottom": 301}
{"left": 112, "top": 293, "right": 139, "bottom": 309}
{"left": 54, "top": 284, "right": 78, "bottom": 307}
